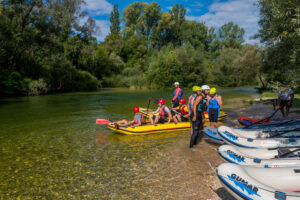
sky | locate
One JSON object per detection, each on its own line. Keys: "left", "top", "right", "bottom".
{"left": 83, "top": 0, "right": 260, "bottom": 43}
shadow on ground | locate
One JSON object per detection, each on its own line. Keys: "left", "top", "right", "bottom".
{"left": 215, "top": 187, "right": 236, "bottom": 200}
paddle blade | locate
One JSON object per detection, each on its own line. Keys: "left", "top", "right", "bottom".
{"left": 96, "top": 119, "right": 110, "bottom": 124}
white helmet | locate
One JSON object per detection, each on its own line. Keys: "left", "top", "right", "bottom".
{"left": 174, "top": 82, "right": 180, "bottom": 85}
{"left": 201, "top": 85, "right": 210, "bottom": 90}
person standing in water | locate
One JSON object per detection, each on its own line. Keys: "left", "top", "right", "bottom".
{"left": 207, "top": 88, "right": 223, "bottom": 128}
{"left": 188, "top": 86, "right": 201, "bottom": 135}
{"left": 172, "top": 82, "right": 183, "bottom": 108}
{"left": 190, "top": 88, "right": 206, "bottom": 148}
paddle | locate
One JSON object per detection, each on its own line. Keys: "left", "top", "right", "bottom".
{"left": 278, "top": 148, "right": 300, "bottom": 158}
{"left": 96, "top": 119, "right": 110, "bottom": 124}
{"left": 244, "top": 107, "right": 281, "bottom": 128}
{"left": 274, "top": 119, "right": 295, "bottom": 127}
{"left": 144, "top": 97, "right": 152, "bottom": 123}
{"left": 269, "top": 127, "right": 300, "bottom": 138}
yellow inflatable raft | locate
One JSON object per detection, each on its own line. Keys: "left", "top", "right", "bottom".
{"left": 138, "top": 107, "right": 227, "bottom": 121}
{"left": 107, "top": 122, "right": 191, "bottom": 135}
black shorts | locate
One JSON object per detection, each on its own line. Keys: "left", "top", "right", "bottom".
{"left": 172, "top": 99, "right": 179, "bottom": 108}
{"left": 208, "top": 108, "right": 219, "bottom": 123}
{"left": 280, "top": 100, "right": 292, "bottom": 108}
{"left": 152, "top": 115, "right": 168, "bottom": 123}
{"left": 180, "top": 115, "right": 189, "bottom": 122}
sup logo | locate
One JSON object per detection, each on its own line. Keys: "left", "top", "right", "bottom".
{"left": 228, "top": 173, "right": 261, "bottom": 197}
{"left": 226, "top": 150, "right": 245, "bottom": 163}
{"left": 224, "top": 131, "right": 239, "bottom": 141}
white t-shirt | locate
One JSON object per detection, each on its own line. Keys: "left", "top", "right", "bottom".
{"left": 278, "top": 89, "right": 294, "bottom": 101}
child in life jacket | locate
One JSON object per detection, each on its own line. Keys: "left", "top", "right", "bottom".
{"left": 115, "top": 107, "right": 143, "bottom": 129}
{"left": 172, "top": 99, "right": 189, "bottom": 122}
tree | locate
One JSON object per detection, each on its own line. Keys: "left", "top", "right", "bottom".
{"left": 110, "top": 4, "right": 120, "bottom": 35}
{"left": 169, "top": 4, "right": 186, "bottom": 46}
{"left": 182, "top": 21, "right": 208, "bottom": 49}
{"left": 152, "top": 12, "right": 174, "bottom": 49}
{"left": 256, "top": 0, "right": 300, "bottom": 87}
{"left": 217, "top": 22, "right": 245, "bottom": 49}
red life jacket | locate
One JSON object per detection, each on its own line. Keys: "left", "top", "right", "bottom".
{"left": 179, "top": 105, "right": 188, "bottom": 115}
{"left": 133, "top": 113, "right": 143, "bottom": 123}
{"left": 159, "top": 105, "right": 169, "bottom": 117}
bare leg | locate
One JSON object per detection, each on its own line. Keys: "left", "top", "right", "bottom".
{"left": 149, "top": 114, "right": 154, "bottom": 124}
{"left": 173, "top": 116, "right": 178, "bottom": 124}
{"left": 213, "top": 122, "right": 219, "bottom": 128}
{"left": 177, "top": 116, "right": 182, "bottom": 122}
{"left": 116, "top": 120, "right": 129, "bottom": 126}
{"left": 154, "top": 115, "right": 160, "bottom": 124}
{"left": 280, "top": 108, "right": 285, "bottom": 117}
{"left": 286, "top": 107, "right": 290, "bottom": 117}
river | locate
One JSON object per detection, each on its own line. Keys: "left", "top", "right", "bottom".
{"left": 0, "top": 87, "right": 258, "bottom": 199}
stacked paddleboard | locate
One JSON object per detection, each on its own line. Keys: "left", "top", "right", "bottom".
{"left": 208, "top": 116, "right": 300, "bottom": 200}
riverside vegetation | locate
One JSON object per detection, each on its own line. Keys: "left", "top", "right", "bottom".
{"left": 0, "top": 0, "right": 299, "bottom": 97}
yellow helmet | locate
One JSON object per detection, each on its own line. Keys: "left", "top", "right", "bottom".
{"left": 192, "top": 86, "right": 200, "bottom": 92}
{"left": 210, "top": 88, "right": 217, "bottom": 95}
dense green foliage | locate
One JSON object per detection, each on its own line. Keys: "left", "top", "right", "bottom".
{"left": 0, "top": 0, "right": 103, "bottom": 96}
{"left": 0, "top": 0, "right": 298, "bottom": 96}
{"left": 256, "top": 0, "right": 300, "bottom": 89}
{"left": 101, "top": 2, "right": 260, "bottom": 89}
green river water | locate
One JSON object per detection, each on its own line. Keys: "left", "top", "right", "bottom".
{"left": 0, "top": 88, "right": 258, "bottom": 199}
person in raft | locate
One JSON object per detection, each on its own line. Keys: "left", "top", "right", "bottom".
{"left": 277, "top": 88, "right": 294, "bottom": 117}
{"left": 206, "top": 88, "right": 223, "bottom": 128}
{"left": 188, "top": 86, "right": 201, "bottom": 135}
{"left": 149, "top": 99, "right": 172, "bottom": 125}
{"left": 190, "top": 88, "right": 206, "bottom": 148}
{"left": 114, "top": 107, "right": 143, "bottom": 129}
{"left": 172, "top": 98, "right": 189, "bottom": 123}
{"left": 172, "top": 82, "right": 183, "bottom": 108}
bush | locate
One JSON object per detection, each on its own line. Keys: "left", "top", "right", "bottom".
{"left": 28, "top": 78, "right": 48, "bottom": 96}
{"left": 146, "top": 44, "right": 208, "bottom": 89}
{"left": 0, "top": 70, "right": 30, "bottom": 96}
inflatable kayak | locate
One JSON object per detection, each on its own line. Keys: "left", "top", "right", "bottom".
{"left": 239, "top": 116, "right": 300, "bottom": 128}
{"left": 217, "top": 163, "right": 300, "bottom": 200}
{"left": 139, "top": 107, "right": 227, "bottom": 121}
{"left": 203, "top": 127, "right": 225, "bottom": 144}
{"left": 218, "top": 145, "right": 300, "bottom": 167}
{"left": 107, "top": 122, "right": 191, "bottom": 135}
{"left": 203, "top": 126, "right": 300, "bottom": 144}
{"left": 221, "top": 126, "right": 300, "bottom": 139}
{"left": 218, "top": 126, "right": 300, "bottom": 148}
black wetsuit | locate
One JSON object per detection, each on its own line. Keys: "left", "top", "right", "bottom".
{"left": 190, "top": 96, "right": 205, "bottom": 148}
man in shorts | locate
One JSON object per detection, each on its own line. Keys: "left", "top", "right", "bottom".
{"left": 149, "top": 99, "right": 172, "bottom": 125}
{"left": 278, "top": 88, "right": 294, "bottom": 117}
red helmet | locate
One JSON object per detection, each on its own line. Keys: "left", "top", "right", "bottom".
{"left": 158, "top": 99, "right": 165, "bottom": 104}
{"left": 179, "top": 99, "right": 186, "bottom": 104}
{"left": 133, "top": 107, "right": 139, "bottom": 113}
